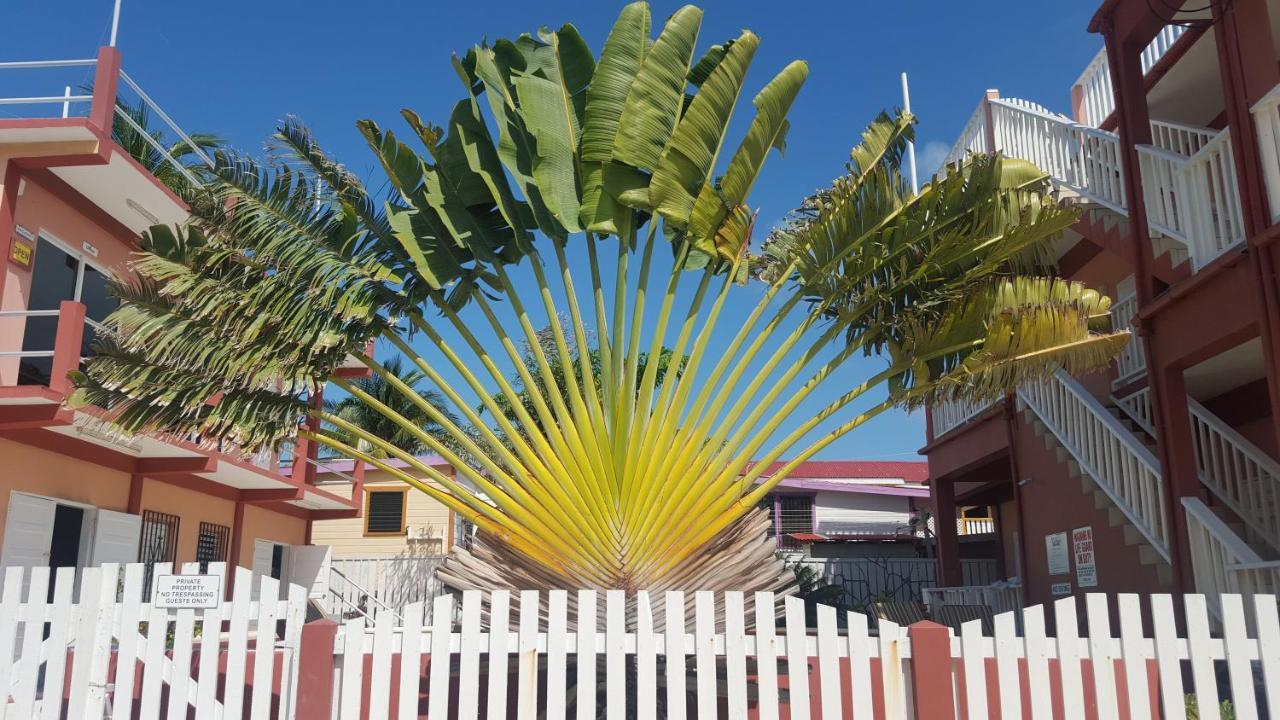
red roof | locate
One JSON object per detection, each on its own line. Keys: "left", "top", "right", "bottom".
{"left": 746, "top": 460, "right": 929, "bottom": 484}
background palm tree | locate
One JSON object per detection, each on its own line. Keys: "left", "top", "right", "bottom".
{"left": 325, "top": 356, "right": 464, "bottom": 459}
{"left": 73, "top": 3, "right": 1127, "bottom": 604}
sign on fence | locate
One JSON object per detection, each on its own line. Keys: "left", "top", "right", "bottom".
{"left": 152, "top": 573, "right": 222, "bottom": 608}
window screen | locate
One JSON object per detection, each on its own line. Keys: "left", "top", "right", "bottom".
{"left": 365, "top": 490, "right": 406, "bottom": 534}
{"left": 196, "top": 522, "right": 230, "bottom": 572}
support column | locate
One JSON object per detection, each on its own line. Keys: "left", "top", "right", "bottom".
{"left": 931, "top": 476, "right": 963, "bottom": 586}
{"left": 227, "top": 500, "right": 246, "bottom": 597}
{"left": 907, "top": 621, "right": 957, "bottom": 719}
{"left": 1151, "top": 364, "right": 1205, "bottom": 592}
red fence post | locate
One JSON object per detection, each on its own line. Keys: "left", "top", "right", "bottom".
{"left": 50, "top": 301, "right": 86, "bottom": 395}
{"left": 295, "top": 619, "right": 338, "bottom": 719}
{"left": 907, "top": 621, "right": 956, "bottom": 720}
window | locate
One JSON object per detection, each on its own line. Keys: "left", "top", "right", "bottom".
{"left": 760, "top": 494, "right": 813, "bottom": 551}
{"left": 364, "top": 489, "right": 407, "bottom": 535}
{"left": 138, "top": 510, "right": 180, "bottom": 595}
{"left": 195, "top": 522, "right": 230, "bottom": 572}
{"left": 19, "top": 234, "right": 117, "bottom": 386}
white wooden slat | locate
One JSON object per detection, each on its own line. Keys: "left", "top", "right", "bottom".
{"left": 723, "top": 592, "right": 747, "bottom": 720}
{"left": 994, "top": 611, "right": 1022, "bottom": 720}
{"left": 398, "top": 601, "right": 426, "bottom": 720}
{"left": 1022, "top": 605, "right": 1052, "bottom": 720}
{"left": 1184, "top": 594, "right": 1222, "bottom": 720}
{"left": 0, "top": 567, "right": 24, "bottom": 720}
{"left": 223, "top": 566, "right": 254, "bottom": 720}
{"left": 664, "top": 592, "right": 686, "bottom": 720}
{"left": 1117, "top": 594, "right": 1152, "bottom": 720}
{"left": 249, "top": 575, "right": 279, "bottom": 720}
{"left": 1219, "top": 594, "right": 1260, "bottom": 720}
{"left": 1054, "top": 597, "right": 1086, "bottom": 720}
{"left": 429, "top": 594, "right": 456, "bottom": 720}
{"left": 369, "top": 610, "right": 395, "bottom": 720}
{"left": 194, "top": 564, "right": 225, "bottom": 720}
{"left": 514, "top": 591, "right": 537, "bottom": 720}
{"left": 845, "top": 611, "right": 872, "bottom": 720}
{"left": 39, "top": 567, "right": 75, "bottom": 720}
{"left": 1151, "top": 595, "right": 1188, "bottom": 720}
{"left": 607, "top": 590, "right": 626, "bottom": 719}
{"left": 1253, "top": 594, "right": 1280, "bottom": 720}
{"left": 139, "top": 597, "right": 171, "bottom": 720}
{"left": 279, "top": 580, "right": 307, "bottom": 720}
{"left": 960, "top": 619, "right": 989, "bottom": 720}
{"left": 754, "top": 592, "right": 779, "bottom": 720}
{"left": 878, "top": 619, "right": 906, "bottom": 720}
{"left": 486, "top": 593, "right": 510, "bottom": 720}
{"left": 635, "top": 592, "right": 658, "bottom": 720}
{"left": 577, "top": 590, "right": 597, "bottom": 720}
{"left": 455, "top": 590, "right": 481, "bottom": 720}
{"left": 694, "top": 591, "right": 716, "bottom": 720}
{"left": 784, "top": 595, "right": 811, "bottom": 720}
{"left": 167, "top": 563, "right": 200, "bottom": 720}
{"left": 816, "top": 603, "right": 841, "bottom": 720}
{"left": 545, "top": 590, "right": 567, "bottom": 719}
{"left": 1085, "top": 594, "right": 1119, "bottom": 719}
{"left": 339, "top": 617, "right": 367, "bottom": 720}
{"left": 15, "top": 566, "right": 49, "bottom": 716}
{"left": 84, "top": 563, "right": 120, "bottom": 720}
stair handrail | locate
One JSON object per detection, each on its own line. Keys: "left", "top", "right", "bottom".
{"left": 1187, "top": 396, "right": 1280, "bottom": 553}
{"left": 1182, "top": 496, "right": 1268, "bottom": 615}
{"left": 327, "top": 564, "right": 404, "bottom": 622}
{"left": 1108, "top": 294, "right": 1146, "bottom": 383}
{"left": 1018, "top": 369, "right": 1169, "bottom": 560}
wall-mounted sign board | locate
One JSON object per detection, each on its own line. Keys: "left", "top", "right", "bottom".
{"left": 153, "top": 574, "right": 222, "bottom": 609}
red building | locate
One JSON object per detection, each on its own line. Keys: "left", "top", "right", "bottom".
{"left": 923, "top": 0, "right": 1280, "bottom": 613}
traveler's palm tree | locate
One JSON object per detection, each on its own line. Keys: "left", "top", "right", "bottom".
{"left": 325, "top": 356, "right": 462, "bottom": 458}
{"left": 72, "top": 3, "right": 1127, "bottom": 598}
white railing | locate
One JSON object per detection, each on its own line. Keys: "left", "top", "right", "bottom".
{"left": 1136, "top": 122, "right": 1214, "bottom": 242}
{"left": 990, "top": 99, "right": 1128, "bottom": 212}
{"left": 957, "top": 517, "right": 995, "bottom": 535}
{"left": 1189, "top": 397, "right": 1280, "bottom": 553}
{"left": 1183, "top": 129, "right": 1247, "bottom": 269}
{"left": 1108, "top": 293, "right": 1145, "bottom": 383}
{"left": 929, "top": 396, "right": 996, "bottom": 439}
{"left": 1253, "top": 80, "right": 1280, "bottom": 223}
{"left": 944, "top": 98, "right": 990, "bottom": 166}
{"left": 0, "top": 52, "right": 212, "bottom": 187}
{"left": 1181, "top": 496, "right": 1280, "bottom": 621}
{"left": 921, "top": 577, "right": 1023, "bottom": 616}
{"left": 324, "top": 555, "right": 448, "bottom": 621}
{"left": 1074, "top": 25, "right": 1188, "bottom": 127}
{"left": 1114, "top": 385, "right": 1157, "bottom": 436}
{"left": 1018, "top": 369, "right": 1169, "bottom": 559}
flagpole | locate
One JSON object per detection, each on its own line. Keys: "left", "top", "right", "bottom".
{"left": 901, "top": 71, "right": 918, "bottom": 195}
{"left": 109, "top": 0, "right": 123, "bottom": 47}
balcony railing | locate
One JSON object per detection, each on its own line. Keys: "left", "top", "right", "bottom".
{"left": 0, "top": 48, "right": 212, "bottom": 187}
{"left": 1108, "top": 293, "right": 1145, "bottom": 384}
{"left": 1074, "top": 25, "right": 1188, "bottom": 127}
{"left": 1251, "top": 81, "right": 1280, "bottom": 225}
{"left": 929, "top": 397, "right": 995, "bottom": 440}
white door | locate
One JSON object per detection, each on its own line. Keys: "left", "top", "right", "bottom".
{"left": 0, "top": 492, "right": 55, "bottom": 570}
{"left": 287, "top": 545, "right": 331, "bottom": 600}
{"left": 88, "top": 509, "right": 141, "bottom": 566}
{"left": 250, "top": 539, "right": 283, "bottom": 600}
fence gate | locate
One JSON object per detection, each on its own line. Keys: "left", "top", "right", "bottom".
{"left": 0, "top": 561, "right": 307, "bottom": 719}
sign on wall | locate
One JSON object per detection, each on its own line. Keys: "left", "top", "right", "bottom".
{"left": 153, "top": 574, "right": 222, "bottom": 609}
{"left": 8, "top": 226, "right": 34, "bottom": 270}
{"left": 1051, "top": 582, "right": 1073, "bottom": 596}
{"left": 1046, "top": 531, "right": 1070, "bottom": 576}
{"left": 1072, "top": 525, "right": 1098, "bottom": 588}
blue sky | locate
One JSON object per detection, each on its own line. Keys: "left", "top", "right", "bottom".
{"left": 3, "top": 0, "right": 1102, "bottom": 460}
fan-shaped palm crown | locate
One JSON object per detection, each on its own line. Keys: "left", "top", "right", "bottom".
{"left": 73, "top": 3, "right": 1127, "bottom": 594}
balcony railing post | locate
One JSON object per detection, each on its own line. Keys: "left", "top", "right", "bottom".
{"left": 49, "top": 301, "right": 86, "bottom": 395}
{"left": 982, "top": 89, "right": 999, "bottom": 153}
{"left": 87, "top": 47, "right": 121, "bottom": 137}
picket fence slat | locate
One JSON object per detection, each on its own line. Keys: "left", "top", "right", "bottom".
{"left": 429, "top": 594, "right": 455, "bottom": 720}
{"left": 576, "top": 590, "right": 597, "bottom": 720}
{"left": 1086, "top": 593, "right": 1119, "bottom": 719}
{"left": 845, "top": 609, "right": 872, "bottom": 720}
{"left": 370, "top": 610, "right": 394, "bottom": 720}
{"left": 485, "top": 595, "right": 509, "bottom": 720}
{"left": 994, "top": 611, "right": 1022, "bottom": 720}
{"left": 1055, "top": 596, "right": 1086, "bottom": 719}
{"left": 961, "top": 619, "right": 988, "bottom": 719}
{"left": 663, "top": 591, "right": 686, "bottom": 720}
{"left": 225, "top": 565, "right": 254, "bottom": 720}
{"left": 17, "top": 566, "right": 49, "bottom": 715}
{"left": 168, "top": 563, "right": 200, "bottom": 720}
{"left": 785, "top": 595, "right": 811, "bottom": 720}
{"left": 725, "top": 591, "right": 749, "bottom": 720}
{"left": 281, "top": 579, "right": 307, "bottom": 720}
{"left": 1022, "top": 604, "right": 1051, "bottom": 720}
{"left": 1255, "top": 594, "right": 1280, "bottom": 720}
{"left": 607, "top": 590, "right": 626, "bottom": 719}
{"left": 636, "top": 591, "right": 658, "bottom": 720}
{"left": 515, "top": 591, "right": 536, "bottom": 720}
{"left": 1186, "top": 594, "right": 1223, "bottom": 718}
{"left": 1221, "top": 594, "right": 1260, "bottom": 720}
{"left": 754, "top": 591, "right": 780, "bottom": 720}
{"left": 878, "top": 618, "right": 906, "bottom": 719}
{"left": 250, "top": 575, "right": 280, "bottom": 720}
{"left": 1151, "top": 594, "right": 1188, "bottom": 720}
{"left": 694, "top": 591, "right": 715, "bottom": 720}
{"left": 40, "top": 567, "right": 74, "bottom": 720}
{"left": 1119, "top": 594, "right": 1152, "bottom": 720}
{"left": 140, "top": 565, "right": 172, "bottom": 720}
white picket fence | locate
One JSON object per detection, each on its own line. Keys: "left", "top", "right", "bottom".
{"left": 0, "top": 561, "right": 306, "bottom": 720}
{"left": 330, "top": 589, "right": 1280, "bottom": 719}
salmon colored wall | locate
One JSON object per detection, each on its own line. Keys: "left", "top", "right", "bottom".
{"left": 237, "top": 504, "right": 306, "bottom": 568}
{"left": 0, "top": 437, "right": 131, "bottom": 542}
{"left": 132, "top": 478, "right": 236, "bottom": 566}
{"left": 0, "top": 169, "right": 137, "bottom": 381}
{"left": 1012, "top": 412, "right": 1172, "bottom": 609}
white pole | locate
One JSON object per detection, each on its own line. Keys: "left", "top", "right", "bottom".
{"left": 62, "top": 86, "right": 71, "bottom": 118}
{"left": 901, "top": 71, "right": 918, "bottom": 195}
{"left": 109, "top": 0, "right": 123, "bottom": 47}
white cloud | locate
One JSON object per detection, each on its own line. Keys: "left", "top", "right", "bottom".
{"left": 915, "top": 140, "right": 950, "bottom": 180}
